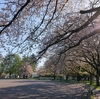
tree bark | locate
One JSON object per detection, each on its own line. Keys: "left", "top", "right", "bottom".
{"left": 53, "top": 73, "right": 56, "bottom": 80}
{"left": 53, "top": 70, "right": 56, "bottom": 80}
{"left": 96, "top": 75, "right": 99, "bottom": 86}
{"left": 77, "top": 73, "right": 81, "bottom": 82}
{"left": 89, "top": 73, "right": 93, "bottom": 85}
{"left": 66, "top": 74, "right": 69, "bottom": 81}
{"left": 9, "top": 73, "right": 11, "bottom": 78}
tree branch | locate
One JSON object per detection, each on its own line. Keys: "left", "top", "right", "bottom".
{"left": 0, "top": 0, "right": 31, "bottom": 34}
{"left": 60, "top": 26, "right": 100, "bottom": 54}
{"left": 80, "top": 6, "right": 100, "bottom": 14}
{"left": 39, "top": 9, "right": 100, "bottom": 55}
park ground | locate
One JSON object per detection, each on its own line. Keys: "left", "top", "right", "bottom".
{"left": 0, "top": 79, "right": 89, "bottom": 99}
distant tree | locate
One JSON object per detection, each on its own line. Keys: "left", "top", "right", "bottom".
{"left": 65, "top": 34, "right": 100, "bottom": 86}
{"left": 0, "top": 63, "right": 4, "bottom": 77}
{"left": 19, "top": 62, "right": 33, "bottom": 78}
{"left": 0, "top": 54, "right": 4, "bottom": 77}
{"left": 2, "top": 54, "right": 21, "bottom": 78}
{"left": 22, "top": 54, "right": 37, "bottom": 71}
{"left": 79, "top": 35, "right": 100, "bottom": 86}
{"left": 0, "top": 54, "right": 3, "bottom": 63}
{"left": 37, "top": 66, "right": 46, "bottom": 76}
{"left": 0, "top": 0, "right": 100, "bottom": 58}
{"left": 44, "top": 55, "right": 65, "bottom": 80}
{"left": 19, "top": 53, "right": 36, "bottom": 78}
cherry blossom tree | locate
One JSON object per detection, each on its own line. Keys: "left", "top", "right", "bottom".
{"left": 19, "top": 62, "right": 33, "bottom": 78}
{"left": 0, "top": 0, "right": 100, "bottom": 57}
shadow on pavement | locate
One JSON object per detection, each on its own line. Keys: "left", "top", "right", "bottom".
{"left": 0, "top": 80, "right": 86, "bottom": 99}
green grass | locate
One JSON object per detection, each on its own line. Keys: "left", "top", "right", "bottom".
{"left": 91, "top": 95, "right": 94, "bottom": 99}
{"left": 83, "top": 81, "right": 100, "bottom": 90}
{"left": 66, "top": 80, "right": 78, "bottom": 83}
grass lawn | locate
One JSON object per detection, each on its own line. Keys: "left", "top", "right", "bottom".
{"left": 83, "top": 81, "right": 100, "bottom": 99}
{"left": 91, "top": 95, "right": 94, "bottom": 99}
{"left": 83, "top": 81, "right": 100, "bottom": 90}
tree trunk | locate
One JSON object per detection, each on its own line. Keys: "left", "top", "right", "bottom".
{"left": 53, "top": 73, "right": 56, "bottom": 80}
{"left": 66, "top": 74, "right": 69, "bottom": 81}
{"left": 60, "top": 76, "right": 62, "bottom": 81}
{"left": 89, "top": 73, "right": 93, "bottom": 85}
{"left": 53, "top": 71, "right": 56, "bottom": 80}
{"left": 15, "top": 74, "right": 17, "bottom": 78}
{"left": 25, "top": 75, "right": 28, "bottom": 79}
{"left": 96, "top": 75, "right": 99, "bottom": 86}
{"left": 87, "top": 76, "right": 89, "bottom": 81}
{"left": 77, "top": 73, "right": 81, "bottom": 82}
{"left": 9, "top": 73, "right": 11, "bottom": 78}
{"left": 23, "top": 74, "right": 25, "bottom": 79}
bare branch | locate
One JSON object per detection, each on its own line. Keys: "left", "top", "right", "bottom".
{"left": 80, "top": 6, "right": 100, "bottom": 14}
{"left": 60, "top": 27, "right": 100, "bottom": 54}
{"left": 0, "top": 0, "right": 31, "bottom": 34}
{"left": 39, "top": 10, "right": 100, "bottom": 55}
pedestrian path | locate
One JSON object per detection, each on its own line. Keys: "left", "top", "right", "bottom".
{"left": 0, "top": 80, "right": 87, "bottom": 99}
{"left": 92, "top": 88, "right": 100, "bottom": 99}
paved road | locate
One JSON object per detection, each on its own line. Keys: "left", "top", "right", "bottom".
{"left": 0, "top": 79, "right": 86, "bottom": 99}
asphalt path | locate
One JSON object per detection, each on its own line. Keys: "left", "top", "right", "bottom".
{"left": 0, "top": 79, "right": 86, "bottom": 99}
